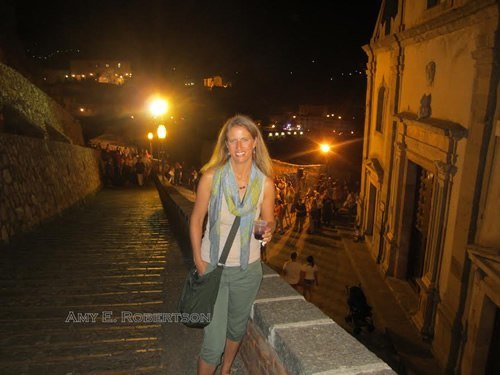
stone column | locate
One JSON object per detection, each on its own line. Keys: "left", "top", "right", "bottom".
{"left": 384, "top": 135, "right": 407, "bottom": 277}
{"left": 412, "top": 160, "right": 453, "bottom": 336}
{"left": 359, "top": 48, "right": 376, "bottom": 233}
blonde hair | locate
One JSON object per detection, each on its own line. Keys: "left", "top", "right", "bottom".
{"left": 201, "top": 114, "right": 273, "bottom": 177}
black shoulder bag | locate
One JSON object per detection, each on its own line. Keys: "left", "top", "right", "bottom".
{"left": 178, "top": 216, "right": 240, "bottom": 328}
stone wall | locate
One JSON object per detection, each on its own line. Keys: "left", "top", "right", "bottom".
{"left": 154, "top": 178, "right": 394, "bottom": 374}
{"left": 0, "top": 62, "right": 84, "bottom": 145}
{"left": 0, "top": 133, "right": 101, "bottom": 244}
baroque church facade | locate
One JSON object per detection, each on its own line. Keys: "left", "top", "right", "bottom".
{"left": 359, "top": 0, "right": 499, "bottom": 373}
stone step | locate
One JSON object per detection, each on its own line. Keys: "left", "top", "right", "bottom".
{"left": 0, "top": 283, "right": 163, "bottom": 296}
{"left": 1, "top": 289, "right": 163, "bottom": 305}
{"left": 0, "top": 301, "right": 164, "bottom": 320}
{"left": 0, "top": 319, "right": 161, "bottom": 331}
{"left": 0, "top": 349, "right": 164, "bottom": 374}
{"left": 0, "top": 274, "right": 163, "bottom": 286}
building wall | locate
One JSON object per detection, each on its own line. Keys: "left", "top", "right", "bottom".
{"left": 476, "top": 118, "right": 500, "bottom": 247}
{"left": 361, "top": 0, "right": 499, "bottom": 372}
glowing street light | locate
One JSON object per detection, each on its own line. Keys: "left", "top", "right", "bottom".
{"left": 149, "top": 98, "right": 169, "bottom": 118}
{"left": 157, "top": 124, "right": 167, "bottom": 140}
{"left": 320, "top": 143, "right": 331, "bottom": 153}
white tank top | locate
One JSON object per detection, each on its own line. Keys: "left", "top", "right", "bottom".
{"left": 201, "top": 183, "right": 264, "bottom": 267}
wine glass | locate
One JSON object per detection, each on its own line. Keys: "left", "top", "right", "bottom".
{"left": 253, "top": 220, "right": 267, "bottom": 241}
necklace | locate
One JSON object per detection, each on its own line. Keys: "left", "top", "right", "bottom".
{"left": 239, "top": 185, "right": 246, "bottom": 190}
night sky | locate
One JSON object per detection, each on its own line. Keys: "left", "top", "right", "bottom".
{"left": 9, "top": 0, "right": 382, "bottom": 116}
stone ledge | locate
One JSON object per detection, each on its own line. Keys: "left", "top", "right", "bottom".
{"left": 252, "top": 265, "right": 394, "bottom": 374}
{"left": 154, "top": 180, "right": 395, "bottom": 374}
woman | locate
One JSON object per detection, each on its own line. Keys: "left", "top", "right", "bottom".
{"left": 300, "top": 255, "right": 319, "bottom": 301}
{"left": 190, "top": 114, "right": 275, "bottom": 375}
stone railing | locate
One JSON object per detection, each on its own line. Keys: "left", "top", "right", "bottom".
{"left": 154, "top": 177, "right": 394, "bottom": 374}
{"left": 0, "top": 133, "right": 102, "bottom": 245}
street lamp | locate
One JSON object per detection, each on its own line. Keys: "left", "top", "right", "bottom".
{"left": 149, "top": 98, "right": 168, "bottom": 118}
{"left": 320, "top": 143, "right": 332, "bottom": 175}
{"left": 157, "top": 124, "right": 167, "bottom": 180}
{"left": 320, "top": 143, "right": 331, "bottom": 153}
{"left": 147, "top": 96, "right": 169, "bottom": 179}
{"left": 147, "top": 132, "right": 154, "bottom": 156}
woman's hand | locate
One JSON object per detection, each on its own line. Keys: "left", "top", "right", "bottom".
{"left": 262, "top": 226, "right": 273, "bottom": 245}
{"left": 195, "top": 260, "right": 209, "bottom": 276}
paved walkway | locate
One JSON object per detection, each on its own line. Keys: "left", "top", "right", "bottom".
{"left": 0, "top": 185, "right": 206, "bottom": 374}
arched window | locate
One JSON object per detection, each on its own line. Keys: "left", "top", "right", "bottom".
{"left": 375, "top": 86, "right": 386, "bottom": 133}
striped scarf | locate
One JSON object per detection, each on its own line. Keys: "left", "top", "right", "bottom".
{"left": 208, "top": 161, "right": 264, "bottom": 269}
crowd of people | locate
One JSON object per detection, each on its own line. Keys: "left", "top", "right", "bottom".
{"left": 272, "top": 173, "right": 359, "bottom": 236}
{"left": 96, "top": 144, "right": 201, "bottom": 191}
{"left": 271, "top": 171, "right": 360, "bottom": 301}
{"left": 98, "top": 145, "right": 154, "bottom": 187}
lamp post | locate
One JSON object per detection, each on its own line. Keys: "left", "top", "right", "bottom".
{"left": 147, "top": 132, "right": 154, "bottom": 157}
{"left": 148, "top": 97, "right": 169, "bottom": 179}
{"left": 320, "top": 143, "right": 332, "bottom": 175}
{"left": 157, "top": 124, "right": 167, "bottom": 180}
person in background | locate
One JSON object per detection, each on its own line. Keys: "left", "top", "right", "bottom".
{"left": 190, "top": 114, "right": 275, "bottom": 375}
{"left": 294, "top": 197, "right": 307, "bottom": 232}
{"left": 135, "top": 156, "right": 146, "bottom": 186}
{"left": 300, "top": 255, "right": 319, "bottom": 301}
{"left": 282, "top": 252, "right": 301, "bottom": 290}
{"left": 275, "top": 199, "right": 286, "bottom": 235}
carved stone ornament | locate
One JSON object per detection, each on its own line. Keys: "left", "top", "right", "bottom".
{"left": 425, "top": 61, "right": 436, "bottom": 86}
{"left": 418, "top": 94, "right": 432, "bottom": 119}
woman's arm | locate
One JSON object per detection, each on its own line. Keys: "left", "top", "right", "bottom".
{"left": 260, "top": 176, "right": 276, "bottom": 243}
{"left": 189, "top": 169, "right": 214, "bottom": 275}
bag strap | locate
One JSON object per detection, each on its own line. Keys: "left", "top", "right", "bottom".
{"left": 217, "top": 216, "right": 241, "bottom": 265}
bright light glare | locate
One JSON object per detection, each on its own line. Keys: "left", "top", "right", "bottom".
{"left": 157, "top": 124, "right": 167, "bottom": 139}
{"left": 320, "top": 144, "right": 331, "bottom": 153}
{"left": 150, "top": 99, "right": 169, "bottom": 117}
{"left": 147, "top": 132, "right": 154, "bottom": 140}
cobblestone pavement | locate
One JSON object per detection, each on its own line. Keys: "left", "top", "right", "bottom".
{"left": 0, "top": 185, "right": 206, "bottom": 374}
{"left": 264, "top": 218, "right": 444, "bottom": 375}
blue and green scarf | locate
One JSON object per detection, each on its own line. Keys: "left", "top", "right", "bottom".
{"left": 208, "top": 161, "right": 264, "bottom": 269}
